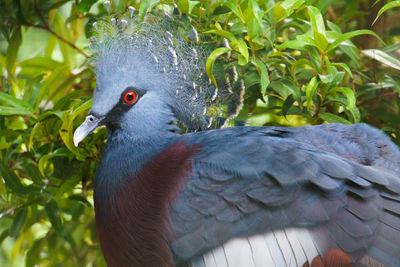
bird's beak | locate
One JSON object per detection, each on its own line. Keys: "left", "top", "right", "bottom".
{"left": 73, "top": 114, "right": 104, "bottom": 146}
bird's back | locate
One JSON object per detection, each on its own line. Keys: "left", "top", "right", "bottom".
{"left": 168, "top": 123, "right": 400, "bottom": 267}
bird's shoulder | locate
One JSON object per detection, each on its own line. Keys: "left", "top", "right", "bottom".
{"left": 187, "top": 123, "right": 400, "bottom": 171}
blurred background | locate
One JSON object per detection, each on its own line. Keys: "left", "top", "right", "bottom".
{"left": 0, "top": 0, "right": 399, "bottom": 266}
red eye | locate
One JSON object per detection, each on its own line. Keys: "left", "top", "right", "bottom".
{"left": 124, "top": 91, "right": 137, "bottom": 104}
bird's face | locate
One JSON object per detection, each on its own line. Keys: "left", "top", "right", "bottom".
{"left": 73, "top": 83, "right": 149, "bottom": 146}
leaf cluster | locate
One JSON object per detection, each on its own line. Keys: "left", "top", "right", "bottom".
{"left": 0, "top": 0, "right": 399, "bottom": 265}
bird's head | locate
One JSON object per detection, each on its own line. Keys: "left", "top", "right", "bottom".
{"left": 73, "top": 36, "right": 176, "bottom": 146}
{"left": 73, "top": 12, "right": 244, "bottom": 146}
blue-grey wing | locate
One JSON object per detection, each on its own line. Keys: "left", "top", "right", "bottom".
{"left": 168, "top": 123, "right": 400, "bottom": 266}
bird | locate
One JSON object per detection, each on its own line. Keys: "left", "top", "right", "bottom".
{"left": 73, "top": 9, "right": 400, "bottom": 267}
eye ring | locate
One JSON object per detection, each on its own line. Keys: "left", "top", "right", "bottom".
{"left": 123, "top": 91, "right": 137, "bottom": 104}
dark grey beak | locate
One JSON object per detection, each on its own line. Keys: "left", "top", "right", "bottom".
{"left": 73, "top": 114, "right": 104, "bottom": 146}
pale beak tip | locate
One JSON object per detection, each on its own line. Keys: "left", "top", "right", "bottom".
{"left": 73, "top": 137, "right": 80, "bottom": 147}
{"left": 72, "top": 114, "right": 103, "bottom": 147}
{"left": 73, "top": 131, "right": 83, "bottom": 147}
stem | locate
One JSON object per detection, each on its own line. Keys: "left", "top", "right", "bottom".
{"left": 327, "top": 7, "right": 337, "bottom": 21}
{"left": 31, "top": 0, "right": 89, "bottom": 58}
{"left": 28, "top": 24, "right": 89, "bottom": 59}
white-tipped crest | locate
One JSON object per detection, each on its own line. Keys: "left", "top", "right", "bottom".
{"left": 104, "top": 1, "right": 110, "bottom": 13}
{"left": 128, "top": 6, "right": 135, "bottom": 17}
{"left": 121, "top": 19, "right": 128, "bottom": 30}
{"left": 187, "top": 26, "right": 199, "bottom": 42}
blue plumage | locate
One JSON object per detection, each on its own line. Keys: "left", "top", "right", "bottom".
{"left": 73, "top": 9, "right": 400, "bottom": 267}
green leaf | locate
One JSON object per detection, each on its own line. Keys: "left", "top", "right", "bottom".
{"left": 295, "top": 34, "right": 319, "bottom": 49}
{"left": 349, "top": 107, "right": 360, "bottom": 123}
{"left": 305, "top": 76, "right": 319, "bottom": 110}
{"left": 0, "top": 230, "right": 9, "bottom": 247}
{"left": 48, "top": 0, "right": 70, "bottom": 10}
{"left": 36, "top": 64, "right": 71, "bottom": 107}
{"left": 177, "top": 0, "right": 200, "bottom": 14}
{"left": 0, "top": 106, "right": 33, "bottom": 116}
{"left": 45, "top": 199, "right": 78, "bottom": 256}
{"left": 38, "top": 110, "right": 64, "bottom": 121}
{"left": 252, "top": 59, "right": 269, "bottom": 95}
{"left": 29, "top": 122, "right": 42, "bottom": 151}
{"left": 206, "top": 47, "right": 232, "bottom": 87}
{"left": 232, "top": 39, "right": 249, "bottom": 65}
{"left": 224, "top": 1, "right": 245, "bottom": 22}
{"left": 0, "top": 164, "right": 28, "bottom": 195}
{"left": 26, "top": 238, "right": 45, "bottom": 267}
{"left": 19, "top": 57, "right": 61, "bottom": 71}
{"left": 58, "top": 176, "right": 81, "bottom": 196}
{"left": 306, "top": 6, "right": 329, "bottom": 52}
{"left": 247, "top": 18, "right": 261, "bottom": 40}
{"left": 38, "top": 148, "right": 72, "bottom": 176}
{"left": 282, "top": 94, "right": 296, "bottom": 117}
{"left": 269, "top": 79, "right": 301, "bottom": 99}
{"left": 54, "top": 14, "right": 73, "bottom": 64}
{"left": 71, "top": 98, "right": 93, "bottom": 119}
{"left": 273, "top": 5, "right": 286, "bottom": 22}
{"left": 274, "top": 0, "right": 305, "bottom": 21}
{"left": 307, "top": 6, "right": 326, "bottom": 35}
{"left": 362, "top": 49, "right": 400, "bottom": 70}
{"left": 318, "top": 73, "right": 334, "bottom": 84}
{"left": 247, "top": 0, "right": 262, "bottom": 22}
{"left": 327, "top": 30, "right": 384, "bottom": 52}
{"left": 212, "top": 6, "right": 231, "bottom": 15}
{"left": 314, "top": 32, "right": 328, "bottom": 51}
{"left": 0, "top": 92, "right": 34, "bottom": 111}
{"left": 278, "top": 39, "right": 305, "bottom": 50}
{"left": 280, "top": 0, "right": 305, "bottom": 12}
{"left": 69, "top": 194, "right": 91, "bottom": 206}
{"left": 373, "top": 1, "right": 400, "bottom": 25}
{"left": 327, "top": 21, "right": 342, "bottom": 33}
{"left": 205, "top": 29, "right": 237, "bottom": 42}
{"left": 45, "top": 35, "right": 57, "bottom": 58}
{"left": 6, "top": 27, "right": 22, "bottom": 75}
{"left": 244, "top": 71, "right": 262, "bottom": 89}
{"left": 319, "top": 112, "right": 351, "bottom": 124}
{"left": 329, "top": 87, "right": 356, "bottom": 108}
{"left": 9, "top": 207, "right": 27, "bottom": 238}
{"left": 139, "top": 0, "right": 150, "bottom": 17}
{"left": 61, "top": 99, "right": 92, "bottom": 159}
{"left": 77, "top": 0, "right": 97, "bottom": 13}
{"left": 45, "top": 199, "right": 62, "bottom": 232}
{"left": 19, "top": 0, "right": 34, "bottom": 22}
{"left": 331, "top": 63, "right": 353, "bottom": 78}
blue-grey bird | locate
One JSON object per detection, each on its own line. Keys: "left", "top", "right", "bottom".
{"left": 73, "top": 12, "right": 400, "bottom": 267}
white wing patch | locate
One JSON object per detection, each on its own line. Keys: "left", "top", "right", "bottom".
{"left": 189, "top": 228, "right": 319, "bottom": 267}
{"left": 223, "top": 237, "right": 255, "bottom": 267}
{"left": 248, "top": 235, "right": 275, "bottom": 266}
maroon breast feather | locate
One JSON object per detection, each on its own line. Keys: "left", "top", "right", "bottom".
{"left": 95, "top": 141, "right": 200, "bottom": 267}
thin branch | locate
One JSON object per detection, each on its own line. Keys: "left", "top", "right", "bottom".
{"left": 30, "top": 0, "right": 89, "bottom": 58}
{"left": 29, "top": 24, "right": 89, "bottom": 58}
{"left": 327, "top": 7, "right": 337, "bottom": 21}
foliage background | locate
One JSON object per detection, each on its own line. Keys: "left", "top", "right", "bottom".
{"left": 0, "top": 0, "right": 399, "bottom": 266}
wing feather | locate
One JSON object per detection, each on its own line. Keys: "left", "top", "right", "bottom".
{"left": 170, "top": 124, "right": 400, "bottom": 266}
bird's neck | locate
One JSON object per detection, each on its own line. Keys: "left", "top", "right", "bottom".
{"left": 94, "top": 105, "right": 181, "bottom": 196}
{"left": 94, "top": 136, "right": 175, "bottom": 197}
{"left": 94, "top": 141, "right": 200, "bottom": 266}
